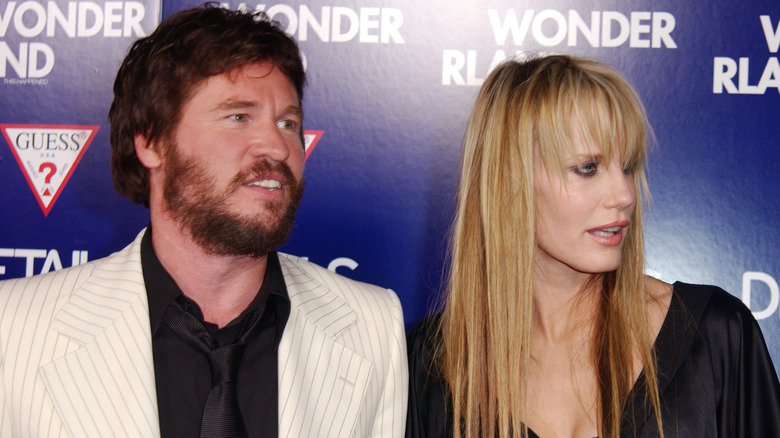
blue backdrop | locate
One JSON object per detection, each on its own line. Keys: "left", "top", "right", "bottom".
{"left": 2, "top": 0, "right": 779, "bottom": 378}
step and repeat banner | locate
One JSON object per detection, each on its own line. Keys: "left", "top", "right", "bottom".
{"left": 1, "top": 0, "right": 779, "bottom": 376}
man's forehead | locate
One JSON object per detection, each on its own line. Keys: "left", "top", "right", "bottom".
{"left": 188, "top": 62, "right": 300, "bottom": 103}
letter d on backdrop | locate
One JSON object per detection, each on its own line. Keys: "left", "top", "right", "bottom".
{"left": 743, "top": 271, "right": 780, "bottom": 320}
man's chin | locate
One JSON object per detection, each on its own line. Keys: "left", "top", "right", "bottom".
{"left": 189, "top": 223, "right": 292, "bottom": 258}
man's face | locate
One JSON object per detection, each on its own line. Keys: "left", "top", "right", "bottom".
{"left": 161, "top": 62, "right": 305, "bottom": 257}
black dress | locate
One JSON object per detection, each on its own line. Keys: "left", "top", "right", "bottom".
{"left": 406, "top": 282, "right": 780, "bottom": 437}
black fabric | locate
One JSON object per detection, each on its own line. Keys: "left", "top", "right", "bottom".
{"left": 163, "top": 299, "right": 261, "bottom": 437}
{"left": 406, "top": 282, "right": 780, "bottom": 437}
{"left": 141, "top": 228, "right": 291, "bottom": 438}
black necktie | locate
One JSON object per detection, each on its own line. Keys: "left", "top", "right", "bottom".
{"left": 163, "top": 299, "right": 261, "bottom": 438}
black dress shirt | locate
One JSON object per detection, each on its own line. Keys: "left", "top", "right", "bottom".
{"left": 141, "top": 229, "right": 290, "bottom": 438}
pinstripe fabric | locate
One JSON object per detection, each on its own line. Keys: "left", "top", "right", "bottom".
{"left": 1, "top": 229, "right": 408, "bottom": 437}
{"left": 278, "top": 253, "right": 408, "bottom": 437}
{"left": 0, "top": 232, "right": 158, "bottom": 438}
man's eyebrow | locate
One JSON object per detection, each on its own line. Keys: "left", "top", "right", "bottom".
{"left": 281, "top": 105, "right": 304, "bottom": 118}
{"left": 214, "top": 99, "right": 259, "bottom": 111}
{"left": 212, "top": 101, "right": 303, "bottom": 118}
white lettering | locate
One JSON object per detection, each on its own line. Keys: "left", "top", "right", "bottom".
{"left": 739, "top": 57, "right": 762, "bottom": 94}
{"left": 601, "top": 11, "right": 629, "bottom": 48}
{"left": 742, "top": 271, "right": 779, "bottom": 320}
{"left": 122, "top": 2, "right": 145, "bottom": 37}
{"left": 14, "top": 1, "right": 46, "bottom": 37}
{"left": 0, "top": 41, "right": 27, "bottom": 77}
{"left": 532, "top": 10, "right": 566, "bottom": 47}
{"left": 72, "top": 250, "right": 89, "bottom": 265}
{"left": 0, "top": 2, "right": 16, "bottom": 37}
{"left": 652, "top": 12, "right": 676, "bottom": 48}
{"left": 0, "top": 248, "right": 12, "bottom": 276}
{"left": 713, "top": 56, "right": 780, "bottom": 94}
{"left": 629, "top": 12, "right": 651, "bottom": 48}
{"left": 761, "top": 15, "right": 780, "bottom": 53}
{"left": 255, "top": 5, "right": 403, "bottom": 43}
{"left": 441, "top": 49, "right": 485, "bottom": 86}
{"left": 488, "top": 8, "right": 533, "bottom": 45}
{"left": 442, "top": 49, "right": 465, "bottom": 85}
{"left": 298, "top": 5, "right": 328, "bottom": 42}
{"left": 380, "top": 8, "right": 403, "bottom": 43}
{"left": 758, "top": 57, "right": 780, "bottom": 93}
{"left": 568, "top": 10, "right": 599, "bottom": 47}
{"left": 41, "top": 249, "right": 62, "bottom": 274}
{"left": 331, "top": 7, "right": 358, "bottom": 42}
{"left": 488, "top": 9, "right": 677, "bottom": 49}
{"left": 713, "top": 57, "right": 738, "bottom": 93}
{"left": 46, "top": 1, "right": 76, "bottom": 37}
{"left": 103, "top": 1, "right": 123, "bottom": 37}
{"left": 12, "top": 248, "right": 46, "bottom": 277}
{"left": 443, "top": 49, "right": 537, "bottom": 87}
{"left": 327, "top": 257, "right": 358, "bottom": 273}
{"left": 0, "top": 1, "right": 147, "bottom": 38}
{"left": 359, "top": 7, "right": 379, "bottom": 43}
{"left": 77, "top": 2, "right": 102, "bottom": 37}
{"left": 0, "top": 247, "right": 90, "bottom": 278}
{"left": 265, "top": 4, "right": 296, "bottom": 35}
{"left": 0, "top": 41, "right": 54, "bottom": 78}
{"left": 28, "top": 41, "right": 53, "bottom": 77}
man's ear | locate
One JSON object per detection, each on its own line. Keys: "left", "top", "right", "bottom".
{"left": 134, "top": 134, "right": 163, "bottom": 169}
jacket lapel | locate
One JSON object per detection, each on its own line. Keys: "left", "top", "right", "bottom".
{"left": 277, "top": 254, "right": 373, "bottom": 438}
{"left": 40, "top": 231, "right": 160, "bottom": 438}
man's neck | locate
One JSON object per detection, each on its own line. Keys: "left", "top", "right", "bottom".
{"left": 149, "top": 218, "right": 268, "bottom": 328}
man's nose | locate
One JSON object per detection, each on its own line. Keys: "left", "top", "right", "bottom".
{"left": 247, "top": 121, "right": 291, "bottom": 162}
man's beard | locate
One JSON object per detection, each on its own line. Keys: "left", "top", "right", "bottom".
{"left": 162, "top": 145, "right": 304, "bottom": 258}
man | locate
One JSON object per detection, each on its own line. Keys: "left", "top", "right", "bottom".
{"left": 0, "top": 5, "right": 407, "bottom": 437}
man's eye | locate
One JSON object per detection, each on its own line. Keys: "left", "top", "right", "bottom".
{"left": 277, "top": 119, "right": 298, "bottom": 130}
{"left": 572, "top": 162, "right": 598, "bottom": 177}
{"left": 229, "top": 114, "right": 248, "bottom": 122}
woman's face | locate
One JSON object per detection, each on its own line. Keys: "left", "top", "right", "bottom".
{"left": 533, "top": 125, "right": 636, "bottom": 281}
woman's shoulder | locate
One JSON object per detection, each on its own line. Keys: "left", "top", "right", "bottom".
{"left": 664, "top": 281, "right": 772, "bottom": 363}
{"left": 670, "top": 281, "right": 754, "bottom": 327}
{"left": 645, "top": 277, "right": 755, "bottom": 332}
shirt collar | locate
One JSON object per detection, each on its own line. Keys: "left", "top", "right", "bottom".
{"left": 140, "top": 227, "right": 290, "bottom": 349}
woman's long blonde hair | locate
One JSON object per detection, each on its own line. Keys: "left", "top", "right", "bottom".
{"left": 438, "top": 55, "right": 662, "bottom": 438}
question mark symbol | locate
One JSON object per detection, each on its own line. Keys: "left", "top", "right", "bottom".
{"left": 39, "top": 162, "right": 57, "bottom": 184}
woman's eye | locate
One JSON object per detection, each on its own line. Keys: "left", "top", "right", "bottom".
{"left": 572, "top": 162, "right": 598, "bottom": 177}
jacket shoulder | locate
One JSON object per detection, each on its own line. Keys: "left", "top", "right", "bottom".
{"left": 0, "top": 233, "right": 143, "bottom": 316}
{"left": 0, "top": 257, "right": 102, "bottom": 301}
{"left": 278, "top": 252, "right": 401, "bottom": 309}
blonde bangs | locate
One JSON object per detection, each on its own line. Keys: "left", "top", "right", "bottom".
{"left": 528, "top": 58, "right": 652, "bottom": 201}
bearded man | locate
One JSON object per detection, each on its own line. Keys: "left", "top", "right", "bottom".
{"left": 0, "top": 5, "right": 407, "bottom": 438}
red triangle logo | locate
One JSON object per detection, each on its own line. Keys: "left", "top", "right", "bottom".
{"left": 304, "top": 130, "right": 324, "bottom": 161}
{"left": 1, "top": 124, "right": 98, "bottom": 216}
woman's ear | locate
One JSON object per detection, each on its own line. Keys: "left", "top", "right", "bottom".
{"left": 134, "top": 134, "right": 163, "bottom": 169}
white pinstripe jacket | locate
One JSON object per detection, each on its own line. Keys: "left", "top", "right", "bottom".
{"left": 0, "top": 230, "right": 407, "bottom": 437}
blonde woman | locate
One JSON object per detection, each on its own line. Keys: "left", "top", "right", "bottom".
{"left": 406, "top": 55, "right": 780, "bottom": 438}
